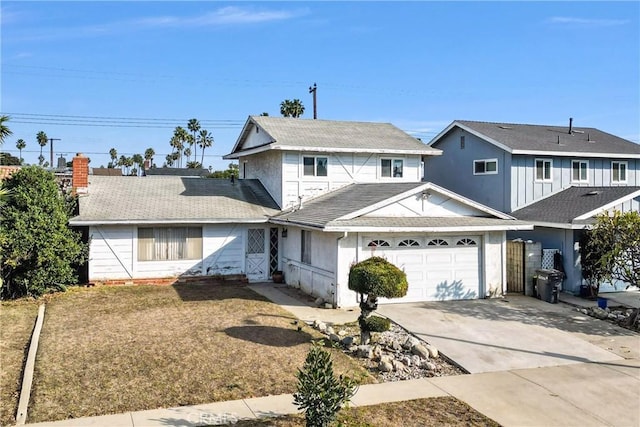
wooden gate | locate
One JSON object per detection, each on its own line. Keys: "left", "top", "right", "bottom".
{"left": 507, "top": 241, "right": 542, "bottom": 294}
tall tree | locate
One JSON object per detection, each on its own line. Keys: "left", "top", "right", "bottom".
{"left": 171, "top": 126, "right": 189, "bottom": 168}
{"left": 16, "top": 139, "right": 26, "bottom": 164}
{"left": 144, "top": 147, "right": 155, "bottom": 169}
{"left": 132, "top": 154, "right": 144, "bottom": 176}
{"left": 1, "top": 166, "right": 87, "bottom": 298}
{"left": 187, "top": 118, "right": 201, "bottom": 161}
{"left": 108, "top": 148, "right": 118, "bottom": 168}
{"left": 197, "top": 129, "right": 214, "bottom": 166}
{"left": 280, "top": 99, "right": 305, "bottom": 118}
{"left": 183, "top": 147, "right": 191, "bottom": 165}
{"left": 0, "top": 115, "right": 12, "bottom": 145}
{"left": 36, "top": 131, "right": 48, "bottom": 165}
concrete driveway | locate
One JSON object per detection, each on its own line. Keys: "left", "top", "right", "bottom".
{"left": 377, "top": 295, "right": 639, "bottom": 373}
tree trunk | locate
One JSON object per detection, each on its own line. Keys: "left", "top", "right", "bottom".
{"left": 358, "top": 294, "right": 378, "bottom": 345}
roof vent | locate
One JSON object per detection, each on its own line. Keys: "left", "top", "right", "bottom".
{"left": 585, "top": 190, "right": 600, "bottom": 196}
{"left": 498, "top": 125, "right": 512, "bottom": 130}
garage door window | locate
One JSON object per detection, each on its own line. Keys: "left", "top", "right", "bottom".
{"left": 398, "top": 239, "right": 420, "bottom": 247}
{"left": 427, "top": 238, "right": 448, "bottom": 246}
{"left": 367, "top": 239, "right": 390, "bottom": 247}
{"left": 456, "top": 238, "right": 477, "bottom": 246}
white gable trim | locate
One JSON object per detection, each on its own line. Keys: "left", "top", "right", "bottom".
{"left": 338, "top": 182, "right": 514, "bottom": 221}
{"left": 323, "top": 224, "right": 533, "bottom": 233}
{"left": 574, "top": 189, "right": 640, "bottom": 220}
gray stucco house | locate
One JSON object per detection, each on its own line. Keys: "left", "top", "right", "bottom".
{"left": 425, "top": 120, "right": 640, "bottom": 294}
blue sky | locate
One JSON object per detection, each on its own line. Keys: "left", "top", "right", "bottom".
{"left": 1, "top": 1, "right": 638, "bottom": 170}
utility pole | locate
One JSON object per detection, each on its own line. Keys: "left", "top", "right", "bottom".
{"left": 49, "top": 138, "right": 61, "bottom": 169}
{"left": 308, "top": 83, "right": 317, "bottom": 119}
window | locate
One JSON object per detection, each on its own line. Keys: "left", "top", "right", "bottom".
{"left": 381, "top": 159, "right": 403, "bottom": 178}
{"left": 456, "top": 238, "right": 477, "bottom": 246}
{"left": 427, "top": 238, "right": 449, "bottom": 246}
{"left": 612, "top": 161, "right": 627, "bottom": 183}
{"left": 460, "top": 135, "right": 465, "bottom": 149}
{"left": 398, "top": 239, "right": 420, "bottom": 247}
{"left": 303, "top": 156, "right": 328, "bottom": 177}
{"left": 535, "top": 159, "right": 552, "bottom": 182}
{"left": 571, "top": 160, "right": 588, "bottom": 183}
{"left": 473, "top": 159, "right": 498, "bottom": 175}
{"left": 367, "top": 240, "right": 390, "bottom": 247}
{"left": 138, "top": 227, "right": 202, "bottom": 261}
{"left": 301, "top": 230, "right": 312, "bottom": 264}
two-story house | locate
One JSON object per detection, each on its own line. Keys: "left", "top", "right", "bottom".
{"left": 71, "top": 116, "right": 532, "bottom": 307}
{"left": 425, "top": 120, "right": 640, "bottom": 294}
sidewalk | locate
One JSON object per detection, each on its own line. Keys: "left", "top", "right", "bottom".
{"left": 26, "top": 285, "right": 640, "bottom": 427}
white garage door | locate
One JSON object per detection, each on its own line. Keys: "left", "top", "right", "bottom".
{"left": 363, "top": 236, "right": 482, "bottom": 303}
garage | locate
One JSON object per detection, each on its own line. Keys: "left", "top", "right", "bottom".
{"left": 363, "top": 235, "right": 482, "bottom": 303}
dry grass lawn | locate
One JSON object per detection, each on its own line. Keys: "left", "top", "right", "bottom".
{"left": 0, "top": 300, "right": 40, "bottom": 427}
{"left": 236, "top": 397, "right": 500, "bottom": 426}
{"left": 27, "top": 284, "right": 374, "bottom": 423}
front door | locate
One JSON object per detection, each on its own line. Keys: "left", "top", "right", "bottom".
{"left": 246, "top": 228, "right": 267, "bottom": 281}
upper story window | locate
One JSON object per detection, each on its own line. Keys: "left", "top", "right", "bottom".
{"left": 381, "top": 158, "right": 403, "bottom": 178}
{"left": 473, "top": 159, "right": 497, "bottom": 175}
{"left": 612, "top": 161, "right": 627, "bottom": 183}
{"left": 535, "top": 159, "right": 552, "bottom": 182}
{"left": 460, "top": 135, "right": 465, "bottom": 149}
{"left": 303, "top": 156, "right": 328, "bottom": 177}
{"left": 571, "top": 160, "right": 589, "bottom": 183}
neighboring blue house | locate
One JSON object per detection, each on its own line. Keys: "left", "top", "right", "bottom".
{"left": 426, "top": 120, "right": 640, "bottom": 294}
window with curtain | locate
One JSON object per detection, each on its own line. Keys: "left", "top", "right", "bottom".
{"left": 138, "top": 227, "right": 202, "bottom": 261}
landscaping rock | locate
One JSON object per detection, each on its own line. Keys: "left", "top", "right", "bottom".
{"left": 329, "top": 333, "right": 340, "bottom": 343}
{"left": 411, "top": 343, "right": 430, "bottom": 359}
{"left": 392, "top": 360, "right": 406, "bottom": 372}
{"left": 314, "top": 320, "right": 327, "bottom": 332}
{"left": 379, "top": 360, "right": 393, "bottom": 372}
{"left": 425, "top": 343, "right": 439, "bottom": 358}
{"left": 390, "top": 339, "right": 403, "bottom": 351}
{"left": 356, "top": 345, "right": 373, "bottom": 359}
{"left": 326, "top": 326, "right": 335, "bottom": 335}
{"left": 338, "top": 329, "right": 348, "bottom": 337}
{"left": 341, "top": 336, "right": 355, "bottom": 347}
{"left": 403, "top": 336, "right": 419, "bottom": 350}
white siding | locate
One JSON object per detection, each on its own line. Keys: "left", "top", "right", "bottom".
{"left": 484, "top": 231, "right": 505, "bottom": 296}
{"left": 89, "top": 225, "right": 134, "bottom": 280}
{"left": 280, "top": 227, "right": 338, "bottom": 304}
{"left": 240, "top": 151, "right": 282, "bottom": 207}
{"left": 88, "top": 224, "right": 247, "bottom": 281}
{"left": 369, "top": 191, "right": 481, "bottom": 218}
{"left": 241, "top": 123, "right": 273, "bottom": 149}
{"left": 281, "top": 152, "right": 423, "bottom": 209}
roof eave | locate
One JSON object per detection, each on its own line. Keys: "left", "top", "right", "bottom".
{"left": 511, "top": 150, "right": 640, "bottom": 159}
{"left": 323, "top": 223, "right": 534, "bottom": 233}
{"left": 574, "top": 189, "right": 640, "bottom": 220}
{"left": 69, "top": 218, "right": 272, "bottom": 226}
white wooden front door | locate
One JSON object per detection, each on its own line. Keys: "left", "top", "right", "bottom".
{"left": 246, "top": 228, "right": 268, "bottom": 281}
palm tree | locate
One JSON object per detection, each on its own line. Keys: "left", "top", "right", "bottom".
{"left": 109, "top": 148, "right": 118, "bottom": 168}
{"left": 183, "top": 147, "right": 191, "bottom": 164}
{"left": 172, "top": 126, "right": 189, "bottom": 168}
{"left": 0, "top": 115, "right": 12, "bottom": 144}
{"left": 132, "top": 154, "right": 144, "bottom": 176}
{"left": 118, "top": 155, "right": 127, "bottom": 174}
{"left": 280, "top": 99, "right": 305, "bottom": 118}
{"left": 165, "top": 154, "right": 174, "bottom": 167}
{"left": 37, "top": 131, "right": 48, "bottom": 165}
{"left": 144, "top": 147, "right": 155, "bottom": 169}
{"left": 125, "top": 156, "right": 134, "bottom": 175}
{"left": 16, "top": 139, "right": 26, "bottom": 164}
{"left": 197, "top": 129, "right": 214, "bottom": 166}
{"left": 187, "top": 118, "right": 201, "bottom": 161}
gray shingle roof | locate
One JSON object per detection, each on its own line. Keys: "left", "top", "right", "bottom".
{"left": 511, "top": 186, "right": 640, "bottom": 224}
{"left": 271, "top": 183, "right": 426, "bottom": 227}
{"left": 438, "top": 120, "right": 640, "bottom": 156}
{"left": 271, "top": 182, "right": 528, "bottom": 230}
{"left": 227, "top": 116, "right": 441, "bottom": 156}
{"left": 145, "top": 168, "right": 209, "bottom": 177}
{"left": 70, "top": 176, "right": 280, "bottom": 224}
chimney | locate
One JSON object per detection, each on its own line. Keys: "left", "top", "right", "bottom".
{"left": 72, "top": 153, "right": 89, "bottom": 195}
{"left": 568, "top": 117, "right": 573, "bottom": 134}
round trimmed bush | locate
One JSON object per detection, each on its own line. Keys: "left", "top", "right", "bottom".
{"left": 348, "top": 257, "right": 408, "bottom": 298}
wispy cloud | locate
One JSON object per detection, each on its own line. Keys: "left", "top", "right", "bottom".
{"left": 133, "top": 6, "right": 306, "bottom": 28}
{"left": 547, "top": 16, "right": 629, "bottom": 27}
{"left": 7, "top": 6, "right": 308, "bottom": 42}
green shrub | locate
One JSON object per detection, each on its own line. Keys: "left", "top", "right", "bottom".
{"left": 348, "top": 257, "right": 408, "bottom": 298}
{"left": 293, "top": 341, "right": 358, "bottom": 427}
{"left": 363, "top": 315, "right": 390, "bottom": 333}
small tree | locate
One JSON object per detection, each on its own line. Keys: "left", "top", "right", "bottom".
{"left": 1, "top": 166, "right": 87, "bottom": 299}
{"left": 293, "top": 342, "right": 357, "bottom": 427}
{"left": 579, "top": 229, "right": 610, "bottom": 298}
{"left": 348, "top": 257, "right": 408, "bottom": 344}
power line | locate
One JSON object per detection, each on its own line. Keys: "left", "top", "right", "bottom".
{"left": 3, "top": 112, "right": 243, "bottom": 124}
